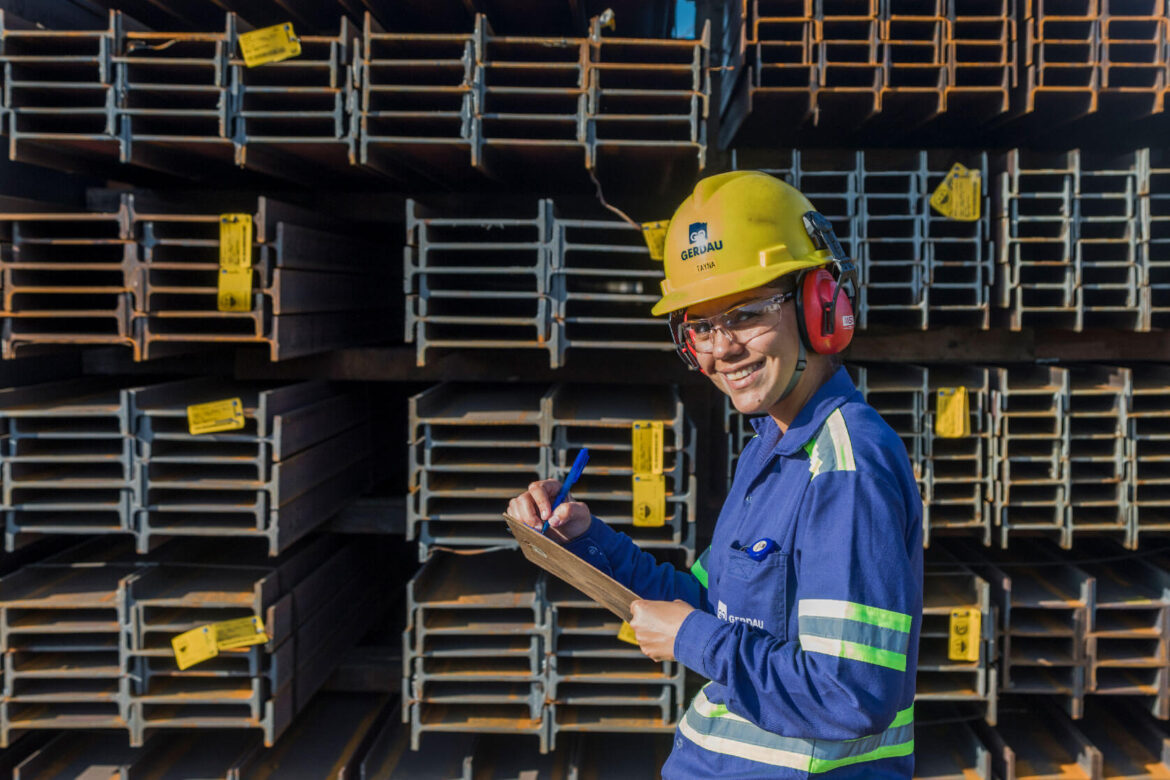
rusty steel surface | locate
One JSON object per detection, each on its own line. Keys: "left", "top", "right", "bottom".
{"left": 730, "top": 148, "right": 993, "bottom": 331}
{"left": 407, "top": 383, "right": 696, "bottom": 560}
{"left": 718, "top": 0, "right": 1017, "bottom": 145}
{"left": 0, "top": 377, "right": 139, "bottom": 549}
{"left": 0, "top": 194, "right": 391, "bottom": 361}
{"left": 924, "top": 366, "right": 994, "bottom": 546}
{"left": 955, "top": 538, "right": 1093, "bottom": 718}
{"left": 0, "top": 377, "right": 371, "bottom": 555}
{"left": 720, "top": 1, "right": 1168, "bottom": 145}
{"left": 917, "top": 549, "right": 996, "bottom": 721}
{"left": 996, "top": 149, "right": 1151, "bottom": 333}
{"left": 405, "top": 196, "right": 686, "bottom": 366}
{"left": 0, "top": 536, "right": 383, "bottom": 748}
{"left": 1, "top": 9, "right": 709, "bottom": 185}
{"left": 402, "top": 549, "right": 685, "bottom": 755}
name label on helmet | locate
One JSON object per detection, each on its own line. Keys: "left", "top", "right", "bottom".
{"left": 681, "top": 240, "right": 722, "bottom": 261}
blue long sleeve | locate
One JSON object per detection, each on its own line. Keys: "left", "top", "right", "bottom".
{"left": 564, "top": 516, "right": 705, "bottom": 608}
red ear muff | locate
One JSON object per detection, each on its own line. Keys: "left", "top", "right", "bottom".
{"left": 797, "top": 268, "right": 855, "bottom": 355}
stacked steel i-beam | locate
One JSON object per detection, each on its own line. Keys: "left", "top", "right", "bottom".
{"left": 719, "top": 0, "right": 1019, "bottom": 144}
{"left": 0, "top": 378, "right": 372, "bottom": 555}
{"left": 2, "top": 0, "right": 1170, "bottom": 776}
{"left": 0, "top": 193, "right": 389, "bottom": 360}
{"left": 725, "top": 364, "right": 1167, "bottom": 550}
{"left": 997, "top": 149, "right": 1152, "bottom": 331}
{"left": 404, "top": 382, "right": 697, "bottom": 750}
{"left": 0, "top": 535, "right": 385, "bottom": 748}
{"left": 732, "top": 148, "right": 994, "bottom": 330}
{"left": 720, "top": 0, "right": 1169, "bottom": 145}
{"left": 405, "top": 199, "right": 678, "bottom": 366}
{"left": 0, "top": 10, "right": 711, "bottom": 185}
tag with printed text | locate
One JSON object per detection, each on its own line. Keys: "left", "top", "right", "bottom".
{"left": 641, "top": 220, "right": 669, "bottom": 261}
{"left": 948, "top": 608, "right": 981, "bottom": 662}
{"left": 172, "top": 625, "right": 218, "bottom": 670}
{"left": 218, "top": 214, "right": 253, "bottom": 312}
{"left": 172, "top": 616, "right": 268, "bottom": 670}
{"left": 187, "top": 398, "right": 245, "bottom": 435}
{"left": 632, "top": 421, "right": 664, "bottom": 475}
{"left": 213, "top": 616, "right": 269, "bottom": 650}
{"left": 930, "top": 163, "right": 981, "bottom": 221}
{"left": 239, "top": 23, "right": 301, "bottom": 67}
{"left": 935, "top": 387, "right": 971, "bottom": 439}
{"left": 632, "top": 473, "right": 665, "bottom": 527}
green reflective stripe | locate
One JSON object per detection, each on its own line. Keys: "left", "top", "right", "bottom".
{"left": 888, "top": 705, "right": 914, "bottom": 729}
{"left": 799, "top": 635, "right": 907, "bottom": 671}
{"left": 798, "top": 598, "right": 912, "bottom": 633}
{"left": 683, "top": 690, "right": 914, "bottom": 772}
{"left": 802, "top": 440, "right": 816, "bottom": 458}
{"left": 809, "top": 740, "right": 915, "bottom": 774}
{"left": 798, "top": 615, "right": 911, "bottom": 656}
{"left": 691, "top": 547, "right": 710, "bottom": 588}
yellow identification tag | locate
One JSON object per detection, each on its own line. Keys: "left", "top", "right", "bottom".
{"left": 617, "top": 621, "right": 639, "bottom": 646}
{"left": 930, "top": 163, "right": 981, "bottom": 221}
{"left": 239, "top": 23, "right": 301, "bottom": 68}
{"left": 935, "top": 387, "right": 971, "bottom": 439}
{"left": 948, "top": 608, "right": 981, "bottom": 662}
{"left": 172, "top": 617, "right": 268, "bottom": 670}
{"left": 632, "top": 421, "right": 664, "bottom": 475}
{"left": 632, "top": 473, "right": 665, "bottom": 527}
{"left": 213, "top": 616, "right": 269, "bottom": 650}
{"left": 641, "top": 220, "right": 669, "bottom": 261}
{"left": 172, "top": 625, "right": 218, "bottom": 670}
{"left": 187, "top": 398, "right": 245, "bottom": 435}
{"left": 218, "top": 214, "right": 253, "bottom": 312}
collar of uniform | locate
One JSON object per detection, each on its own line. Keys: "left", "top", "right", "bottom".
{"left": 747, "top": 367, "right": 859, "bottom": 457}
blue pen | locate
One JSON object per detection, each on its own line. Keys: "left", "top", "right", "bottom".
{"left": 542, "top": 447, "right": 589, "bottom": 535}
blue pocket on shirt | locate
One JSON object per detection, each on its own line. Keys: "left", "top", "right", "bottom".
{"left": 723, "top": 547, "right": 788, "bottom": 640}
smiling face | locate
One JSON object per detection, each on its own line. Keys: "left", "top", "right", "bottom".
{"left": 687, "top": 282, "right": 805, "bottom": 417}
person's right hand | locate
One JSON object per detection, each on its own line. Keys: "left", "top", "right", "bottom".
{"left": 506, "top": 479, "right": 592, "bottom": 544}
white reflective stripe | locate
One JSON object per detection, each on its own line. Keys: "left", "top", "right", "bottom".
{"left": 800, "top": 634, "right": 848, "bottom": 657}
{"left": 799, "top": 599, "right": 853, "bottom": 620}
{"left": 692, "top": 689, "right": 750, "bottom": 723}
{"left": 825, "top": 409, "right": 855, "bottom": 471}
{"left": 798, "top": 598, "right": 912, "bottom": 632}
{"left": 678, "top": 715, "right": 811, "bottom": 771}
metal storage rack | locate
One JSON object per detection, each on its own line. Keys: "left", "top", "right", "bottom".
{"left": 0, "top": 0, "right": 1166, "bottom": 776}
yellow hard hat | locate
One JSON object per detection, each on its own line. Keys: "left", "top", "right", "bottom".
{"left": 650, "top": 171, "right": 834, "bottom": 316}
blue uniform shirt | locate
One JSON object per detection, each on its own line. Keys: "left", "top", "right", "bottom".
{"left": 565, "top": 367, "right": 923, "bottom": 778}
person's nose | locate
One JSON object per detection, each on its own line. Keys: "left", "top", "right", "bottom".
{"left": 709, "top": 325, "right": 742, "bottom": 361}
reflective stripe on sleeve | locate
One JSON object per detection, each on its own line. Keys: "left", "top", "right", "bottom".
{"left": 807, "top": 409, "right": 856, "bottom": 479}
{"left": 691, "top": 547, "right": 710, "bottom": 589}
{"left": 679, "top": 688, "right": 914, "bottom": 772}
{"left": 798, "top": 599, "right": 912, "bottom": 671}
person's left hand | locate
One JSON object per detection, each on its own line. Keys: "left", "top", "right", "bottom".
{"left": 629, "top": 599, "right": 694, "bottom": 662}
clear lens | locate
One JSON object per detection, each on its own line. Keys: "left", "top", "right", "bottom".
{"left": 682, "top": 293, "right": 789, "bottom": 353}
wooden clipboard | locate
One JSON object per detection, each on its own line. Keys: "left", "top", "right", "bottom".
{"left": 504, "top": 514, "right": 638, "bottom": 622}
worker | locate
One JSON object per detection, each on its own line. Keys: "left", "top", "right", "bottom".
{"left": 507, "top": 171, "right": 922, "bottom": 778}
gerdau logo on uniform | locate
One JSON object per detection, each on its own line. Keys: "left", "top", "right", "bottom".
{"left": 682, "top": 221, "right": 722, "bottom": 260}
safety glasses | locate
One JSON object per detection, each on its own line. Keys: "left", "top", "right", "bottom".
{"left": 679, "top": 291, "right": 794, "bottom": 353}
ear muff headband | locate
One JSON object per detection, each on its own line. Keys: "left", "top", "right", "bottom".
{"left": 666, "top": 211, "right": 857, "bottom": 369}
{"left": 796, "top": 212, "right": 858, "bottom": 356}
